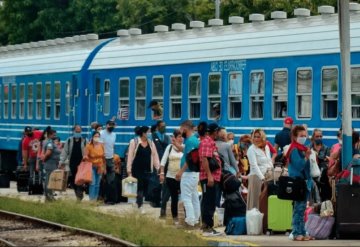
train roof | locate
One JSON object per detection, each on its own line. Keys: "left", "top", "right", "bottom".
{"left": 89, "top": 6, "right": 360, "bottom": 71}
{"left": 0, "top": 34, "right": 102, "bottom": 77}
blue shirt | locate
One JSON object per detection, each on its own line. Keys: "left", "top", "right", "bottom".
{"left": 288, "top": 148, "right": 312, "bottom": 191}
{"left": 274, "top": 127, "right": 291, "bottom": 152}
{"left": 180, "top": 134, "right": 200, "bottom": 172}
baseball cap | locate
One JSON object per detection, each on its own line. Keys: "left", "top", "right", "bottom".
{"left": 148, "top": 100, "right": 158, "bottom": 108}
{"left": 207, "top": 123, "right": 220, "bottom": 133}
{"left": 24, "top": 126, "right": 32, "bottom": 132}
{"left": 284, "top": 117, "right": 294, "bottom": 125}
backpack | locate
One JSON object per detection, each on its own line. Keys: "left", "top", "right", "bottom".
{"left": 223, "top": 191, "right": 247, "bottom": 226}
{"left": 186, "top": 148, "right": 200, "bottom": 172}
{"left": 221, "top": 169, "right": 241, "bottom": 193}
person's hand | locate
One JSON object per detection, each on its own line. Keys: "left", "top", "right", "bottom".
{"left": 207, "top": 175, "right": 214, "bottom": 187}
{"left": 159, "top": 174, "right": 165, "bottom": 183}
{"left": 175, "top": 171, "right": 183, "bottom": 181}
{"left": 23, "top": 165, "right": 28, "bottom": 171}
{"left": 305, "top": 148, "right": 311, "bottom": 159}
{"left": 35, "top": 165, "right": 39, "bottom": 172}
{"left": 127, "top": 171, "right": 132, "bottom": 177}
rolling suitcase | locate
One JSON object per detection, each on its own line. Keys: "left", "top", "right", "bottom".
{"left": 336, "top": 168, "right": 360, "bottom": 239}
{"left": 267, "top": 195, "right": 292, "bottom": 234}
{"left": 28, "top": 171, "right": 43, "bottom": 195}
{"left": 16, "top": 169, "right": 29, "bottom": 192}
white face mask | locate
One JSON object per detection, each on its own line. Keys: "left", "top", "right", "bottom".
{"left": 338, "top": 139, "right": 343, "bottom": 145}
{"left": 297, "top": 137, "right": 307, "bottom": 145}
{"left": 228, "top": 140, "right": 234, "bottom": 146}
{"left": 93, "top": 137, "right": 100, "bottom": 143}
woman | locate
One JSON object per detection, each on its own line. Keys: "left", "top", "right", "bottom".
{"left": 238, "top": 134, "right": 252, "bottom": 175}
{"left": 127, "top": 126, "right": 160, "bottom": 213}
{"left": 159, "top": 129, "right": 183, "bottom": 223}
{"left": 246, "top": 129, "right": 272, "bottom": 210}
{"left": 42, "top": 129, "right": 61, "bottom": 201}
{"left": 83, "top": 131, "right": 105, "bottom": 201}
{"left": 286, "top": 125, "right": 313, "bottom": 241}
{"left": 216, "top": 128, "right": 239, "bottom": 176}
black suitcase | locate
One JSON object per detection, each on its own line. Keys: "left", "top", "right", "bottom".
{"left": 28, "top": 172, "right": 43, "bottom": 195}
{"left": 336, "top": 183, "right": 360, "bottom": 239}
{"left": 0, "top": 174, "right": 10, "bottom": 188}
{"left": 16, "top": 170, "right": 29, "bottom": 192}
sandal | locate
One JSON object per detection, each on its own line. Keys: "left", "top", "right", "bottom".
{"left": 293, "top": 236, "right": 304, "bottom": 241}
{"left": 303, "top": 236, "right": 315, "bottom": 241}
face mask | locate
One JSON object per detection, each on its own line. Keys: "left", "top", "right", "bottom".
{"left": 228, "top": 140, "right": 234, "bottom": 146}
{"left": 314, "top": 139, "right": 322, "bottom": 145}
{"left": 159, "top": 126, "right": 166, "bottom": 134}
{"left": 27, "top": 132, "right": 33, "bottom": 137}
{"left": 108, "top": 127, "right": 114, "bottom": 132}
{"left": 240, "top": 143, "right": 246, "bottom": 149}
{"left": 93, "top": 137, "right": 100, "bottom": 142}
{"left": 74, "top": 133, "right": 82, "bottom": 138}
{"left": 338, "top": 139, "right": 343, "bottom": 145}
{"left": 297, "top": 137, "right": 307, "bottom": 145}
{"left": 52, "top": 137, "right": 57, "bottom": 141}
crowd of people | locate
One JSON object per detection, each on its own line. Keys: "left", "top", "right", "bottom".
{"left": 19, "top": 114, "right": 357, "bottom": 239}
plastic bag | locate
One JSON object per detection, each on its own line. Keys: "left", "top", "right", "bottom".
{"left": 122, "top": 176, "right": 138, "bottom": 198}
{"left": 246, "top": 208, "right": 263, "bottom": 235}
{"left": 75, "top": 161, "right": 92, "bottom": 186}
{"left": 310, "top": 149, "right": 321, "bottom": 178}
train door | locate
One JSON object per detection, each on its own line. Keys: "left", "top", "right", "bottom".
{"left": 66, "top": 74, "right": 77, "bottom": 130}
{"left": 92, "top": 75, "right": 112, "bottom": 126}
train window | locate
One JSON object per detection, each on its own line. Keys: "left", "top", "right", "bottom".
{"left": 45, "top": 82, "right": 51, "bottom": 120}
{"left": 250, "top": 71, "right": 264, "bottom": 119}
{"left": 229, "top": 72, "right": 242, "bottom": 119}
{"left": 36, "top": 83, "right": 42, "bottom": 119}
{"left": 152, "top": 76, "right": 164, "bottom": 119}
{"left": 19, "top": 84, "right": 25, "bottom": 119}
{"left": 296, "top": 69, "right": 312, "bottom": 118}
{"left": 208, "top": 73, "right": 221, "bottom": 119}
{"left": 3, "top": 84, "right": 8, "bottom": 119}
{"left": 322, "top": 68, "right": 338, "bottom": 119}
{"left": 27, "top": 83, "right": 33, "bottom": 119}
{"left": 103, "top": 79, "right": 110, "bottom": 115}
{"left": 189, "top": 74, "right": 201, "bottom": 119}
{"left": 65, "top": 81, "right": 70, "bottom": 116}
{"left": 0, "top": 84, "right": 2, "bottom": 119}
{"left": 135, "top": 77, "right": 146, "bottom": 119}
{"left": 273, "top": 70, "right": 288, "bottom": 119}
{"left": 54, "top": 81, "right": 61, "bottom": 120}
{"left": 11, "top": 84, "right": 17, "bottom": 119}
{"left": 118, "top": 78, "right": 130, "bottom": 120}
{"left": 351, "top": 67, "right": 360, "bottom": 119}
{"left": 170, "top": 75, "right": 182, "bottom": 119}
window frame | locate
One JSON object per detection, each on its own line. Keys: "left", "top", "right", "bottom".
{"left": 10, "top": 83, "right": 17, "bottom": 119}
{"left": 103, "top": 79, "right": 111, "bottom": 116}
{"left": 321, "top": 66, "right": 339, "bottom": 120}
{"left": 272, "top": 68, "right": 288, "bottom": 120}
{"left": 45, "top": 81, "right": 51, "bottom": 120}
{"left": 27, "top": 82, "right": 34, "bottom": 119}
{"left": 249, "top": 70, "right": 265, "bottom": 120}
{"left": 151, "top": 75, "right": 164, "bottom": 119}
{"left": 65, "top": 81, "right": 71, "bottom": 116}
{"left": 118, "top": 77, "right": 130, "bottom": 120}
{"left": 169, "top": 74, "right": 182, "bottom": 120}
{"left": 0, "top": 84, "right": 2, "bottom": 119}
{"left": 228, "top": 71, "right": 243, "bottom": 120}
{"left": 135, "top": 76, "right": 146, "bottom": 120}
{"left": 188, "top": 73, "right": 202, "bottom": 120}
{"left": 19, "top": 83, "right": 25, "bottom": 119}
{"left": 296, "top": 67, "right": 313, "bottom": 119}
{"left": 3, "top": 84, "right": 9, "bottom": 119}
{"left": 208, "top": 72, "right": 222, "bottom": 120}
{"left": 54, "top": 81, "right": 61, "bottom": 120}
{"left": 36, "top": 82, "right": 42, "bottom": 120}
{"left": 351, "top": 66, "right": 360, "bottom": 119}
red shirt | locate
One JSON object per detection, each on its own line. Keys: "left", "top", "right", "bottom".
{"left": 199, "top": 136, "right": 221, "bottom": 182}
{"left": 22, "top": 130, "right": 42, "bottom": 159}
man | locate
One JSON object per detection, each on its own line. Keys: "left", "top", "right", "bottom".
{"left": 213, "top": 103, "right": 221, "bottom": 121}
{"left": 199, "top": 123, "right": 222, "bottom": 236}
{"left": 176, "top": 120, "right": 200, "bottom": 228}
{"left": 148, "top": 100, "right": 163, "bottom": 120}
{"left": 100, "top": 120, "right": 117, "bottom": 204}
{"left": 21, "top": 126, "right": 42, "bottom": 184}
{"left": 274, "top": 116, "right": 293, "bottom": 162}
{"left": 59, "top": 125, "right": 87, "bottom": 200}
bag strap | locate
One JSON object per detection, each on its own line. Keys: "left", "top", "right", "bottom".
{"left": 164, "top": 145, "right": 173, "bottom": 175}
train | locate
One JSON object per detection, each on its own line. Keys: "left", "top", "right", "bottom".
{"left": 1, "top": 4, "right": 360, "bottom": 174}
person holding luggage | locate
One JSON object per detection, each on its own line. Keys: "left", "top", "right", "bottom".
{"left": 285, "top": 125, "right": 314, "bottom": 241}
{"left": 159, "top": 129, "right": 183, "bottom": 223}
{"left": 42, "top": 129, "right": 61, "bottom": 201}
{"left": 216, "top": 128, "right": 239, "bottom": 176}
{"left": 127, "top": 126, "right": 160, "bottom": 213}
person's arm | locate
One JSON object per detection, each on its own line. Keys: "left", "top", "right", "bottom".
{"left": 160, "top": 145, "right": 171, "bottom": 183}
{"left": 127, "top": 140, "right": 135, "bottom": 176}
{"left": 59, "top": 139, "right": 69, "bottom": 165}
{"left": 151, "top": 141, "right": 160, "bottom": 171}
{"left": 43, "top": 144, "right": 53, "bottom": 162}
{"left": 22, "top": 139, "right": 29, "bottom": 169}
{"left": 228, "top": 144, "right": 239, "bottom": 172}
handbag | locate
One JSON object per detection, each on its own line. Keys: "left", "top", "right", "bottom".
{"left": 75, "top": 161, "right": 93, "bottom": 186}
{"left": 277, "top": 176, "right": 307, "bottom": 201}
{"left": 208, "top": 156, "right": 220, "bottom": 172}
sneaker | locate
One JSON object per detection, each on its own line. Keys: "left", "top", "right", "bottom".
{"left": 202, "top": 228, "right": 222, "bottom": 237}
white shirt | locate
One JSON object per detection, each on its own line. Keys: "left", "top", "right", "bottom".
{"left": 247, "top": 144, "right": 273, "bottom": 180}
{"left": 100, "top": 129, "right": 116, "bottom": 159}
{"left": 160, "top": 144, "right": 183, "bottom": 179}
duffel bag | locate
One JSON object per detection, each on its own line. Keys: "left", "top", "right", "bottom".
{"left": 305, "top": 214, "right": 335, "bottom": 240}
{"left": 225, "top": 217, "right": 247, "bottom": 235}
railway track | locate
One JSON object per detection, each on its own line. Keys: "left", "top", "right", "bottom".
{"left": 0, "top": 210, "right": 137, "bottom": 246}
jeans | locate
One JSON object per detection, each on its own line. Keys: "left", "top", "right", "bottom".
{"left": 89, "top": 166, "right": 101, "bottom": 200}
{"left": 136, "top": 174, "right": 150, "bottom": 208}
{"left": 292, "top": 200, "right": 307, "bottom": 237}
{"left": 105, "top": 158, "right": 116, "bottom": 203}
{"left": 165, "top": 178, "right": 180, "bottom": 218}
{"left": 200, "top": 180, "right": 220, "bottom": 228}
{"left": 180, "top": 172, "right": 200, "bottom": 226}
{"left": 44, "top": 169, "right": 54, "bottom": 201}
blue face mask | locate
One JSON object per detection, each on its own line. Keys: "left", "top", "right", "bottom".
{"left": 314, "top": 139, "right": 322, "bottom": 145}
{"left": 74, "top": 133, "right": 82, "bottom": 138}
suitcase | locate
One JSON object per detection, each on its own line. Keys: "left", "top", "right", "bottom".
{"left": 16, "top": 170, "right": 29, "bottom": 192}
{"left": 28, "top": 171, "right": 43, "bottom": 195}
{"left": 0, "top": 174, "right": 10, "bottom": 188}
{"left": 267, "top": 195, "right": 292, "bottom": 234}
{"left": 47, "top": 169, "right": 68, "bottom": 191}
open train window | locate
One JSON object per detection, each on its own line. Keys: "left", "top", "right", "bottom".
{"left": 170, "top": 75, "right": 182, "bottom": 119}
{"left": 11, "top": 84, "right": 17, "bottom": 119}
{"left": 228, "top": 72, "right": 242, "bottom": 119}
{"left": 208, "top": 73, "right": 221, "bottom": 120}
{"left": 189, "top": 74, "right": 201, "bottom": 119}
{"left": 321, "top": 67, "right": 338, "bottom": 119}
{"left": 65, "top": 81, "right": 71, "bottom": 116}
{"left": 36, "top": 83, "right": 42, "bottom": 119}
{"left": 152, "top": 76, "right": 164, "bottom": 120}
{"left": 54, "top": 81, "right": 61, "bottom": 120}
{"left": 19, "top": 84, "right": 25, "bottom": 119}
{"left": 296, "top": 69, "right": 312, "bottom": 119}
{"left": 250, "top": 71, "right": 264, "bottom": 119}
{"left": 45, "top": 82, "right": 51, "bottom": 120}
{"left": 135, "top": 77, "right": 146, "bottom": 119}
{"left": 103, "top": 79, "right": 110, "bottom": 116}
{"left": 27, "top": 83, "right": 33, "bottom": 119}
{"left": 118, "top": 78, "right": 129, "bottom": 120}
{"left": 3, "top": 84, "right": 8, "bottom": 119}
{"left": 351, "top": 67, "right": 360, "bottom": 119}
{"left": 273, "top": 70, "right": 288, "bottom": 119}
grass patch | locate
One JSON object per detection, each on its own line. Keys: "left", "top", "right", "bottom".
{"left": 0, "top": 197, "right": 207, "bottom": 246}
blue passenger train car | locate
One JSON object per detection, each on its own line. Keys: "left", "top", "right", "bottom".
{"left": 1, "top": 5, "right": 360, "bottom": 174}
